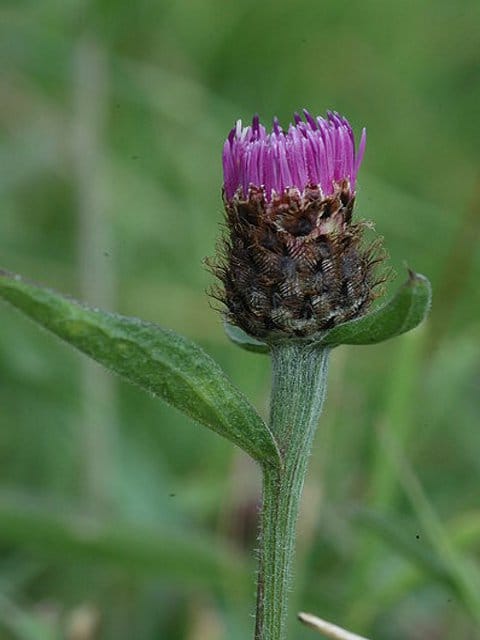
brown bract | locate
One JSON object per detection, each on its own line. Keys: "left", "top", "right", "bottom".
{"left": 210, "top": 181, "right": 385, "bottom": 341}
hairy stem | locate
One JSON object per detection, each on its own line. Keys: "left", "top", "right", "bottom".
{"left": 255, "top": 343, "right": 330, "bottom": 640}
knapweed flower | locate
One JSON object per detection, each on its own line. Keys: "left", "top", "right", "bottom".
{"left": 213, "top": 109, "right": 384, "bottom": 340}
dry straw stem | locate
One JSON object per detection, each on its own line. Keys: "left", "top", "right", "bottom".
{"left": 298, "top": 612, "right": 371, "bottom": 640}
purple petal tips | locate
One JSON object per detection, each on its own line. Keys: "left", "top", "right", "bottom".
{"left": 222, "top": 110, "right": 366, "bottom": 202}
{"left": 213, "top": 111, "right": 385, "bottom": 340}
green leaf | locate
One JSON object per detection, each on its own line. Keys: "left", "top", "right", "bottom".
{"left": 320, "top": 270, "right": 432, "bottom": 347}
{"left": 0, "top": 270, "right": 280, "bottom": 468}
{"left": 224, "top": 321, "right": 269, "bottom": 354}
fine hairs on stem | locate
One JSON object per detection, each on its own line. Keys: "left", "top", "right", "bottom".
{"left": 254, "top": 344, "right": 329, "bottom": 640}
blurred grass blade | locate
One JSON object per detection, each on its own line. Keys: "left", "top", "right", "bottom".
{"left": 344, "top": 329, "right": 428, "bottom": 627}
{"left": 355, "top": 509, "right": 453, "bottom": 586}
{"left": 224, "top": 322, "right": 269, "bottom": 354}
{"left": 0, "top": 594, "right": 59, "bottom": 640}
{"left": 380, "top": 431, "right": 480, "bottom": 624}
{"left": 321, "top": 270, "right": 432, "bottom": 346}
{"left": 0, "top": 492, "right": 249, "bottom": 591}
{"left": 353, "top": 509, "right": 480, "bottom": 619}
{"left": 0, "top": 270, "right": 280, "bottom": 467}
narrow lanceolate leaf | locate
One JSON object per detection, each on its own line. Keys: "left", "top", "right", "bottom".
{"left": 224, "top": 321, "right": 269, "bottom": 354}
{"left": 0, "top": 270, "right": 280, "bottom": 467}
{"left": 320, "top": 271, "right": 432, "bottom": 347}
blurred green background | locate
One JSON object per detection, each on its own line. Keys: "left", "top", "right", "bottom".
{"left": 1, "top": 0, "right": 480, "bottom": 638}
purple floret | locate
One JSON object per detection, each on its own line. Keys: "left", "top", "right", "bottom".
{"left": 222, "top": 109, "right": 366, "bottom": 202}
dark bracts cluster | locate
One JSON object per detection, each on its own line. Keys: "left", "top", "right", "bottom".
{"left": 213, "top": 182, "right": 384, "bottom": 341}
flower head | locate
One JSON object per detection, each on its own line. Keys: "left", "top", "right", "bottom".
{"left": 212, "top": 109, "right": 383, "bottom": 342}
{"left": 223, "top": 110, "right": 366, "bottom": 203}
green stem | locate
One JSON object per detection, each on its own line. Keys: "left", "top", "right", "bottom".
{"left": 255, "top": 343, "right": 330, "bottom": 640}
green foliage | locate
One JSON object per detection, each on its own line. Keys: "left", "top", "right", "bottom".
{"left": 0, "top": 491, "right": 248, "bottom": 590}
{"left": 0, "top": 270, "right": 279, "bottom": 468}
{"left": 0, "top": 594, "right": 59, "bottom": 640}
{"left": 224, "top": 322, "right": 269, "bottom": 354}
